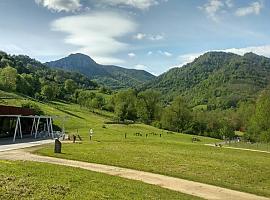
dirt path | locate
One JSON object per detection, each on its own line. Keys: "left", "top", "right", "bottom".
{"left": 0, "top": 150, "right": 269, "bottom": 200}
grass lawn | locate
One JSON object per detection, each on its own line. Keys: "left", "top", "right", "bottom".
{"left": 0, "top": 160, "right": 200, "bottom": 200}
{"left": 2, "top": 94, "right": 270, "bottom": 197}
{"left": 37, "top": 138, "right": 270, "bottom": 198}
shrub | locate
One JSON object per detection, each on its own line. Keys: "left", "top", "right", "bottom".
{"left": 21, "top": 102, "right": 44, "bottom": 115}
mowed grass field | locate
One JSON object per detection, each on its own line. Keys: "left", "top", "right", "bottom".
{"left": 2, "top": 94, "right": 270, "bottom": 198}
{"left": 0, "top": 160, "right": 200, "bottom": 200}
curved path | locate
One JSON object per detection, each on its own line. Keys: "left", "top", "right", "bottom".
{"left": 205, "top": 144, "right": 270, "bottom": 154}
{"left": 0, "top": 149, "right": 269, "bottom": 200}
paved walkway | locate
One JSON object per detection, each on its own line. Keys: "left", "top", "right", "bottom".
{"left": 0, "top": 149, "right": 269, "bottom": 200}
{"left": 0, "top": 139, "right": 53, "bottom": 152}
{"left": 205, "top": 144, "right": 270, "bottom": 154}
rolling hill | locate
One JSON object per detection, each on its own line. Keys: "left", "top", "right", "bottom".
{"left": 143, "top": 52, "right": 270, "bottom": 109}
{"left": 45, "top": 53, "right": 155, "bottom": 89}
{"left": 0, "top": 51, "right": 97, "bottom": 99}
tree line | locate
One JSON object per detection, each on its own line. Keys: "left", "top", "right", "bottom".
{"left": 76, "top": 87, "right": 270, "bottom": 142}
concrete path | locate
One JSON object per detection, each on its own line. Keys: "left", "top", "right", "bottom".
{"left": 224, "top": 146, "right": 270, "bottom": 153}
{"left": 0, "top": 139, "right": 53, "bottom": 152}
{"left": 205, "top": 144, "right": 270, "bottom": 154}
{"left": 0, "top": 149, "right": 269, "bottom": 200}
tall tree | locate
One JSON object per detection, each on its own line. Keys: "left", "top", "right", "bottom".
{"left": 161, "top": 96, "right": 191, "bottom": 132}
{"left": 248, "top": 88, "right": 270, "bottom": 142}
{"left": 113, "top": 89, "right": 137, "bottom": 121}
{"left": 41, "top": 84, "right": 59, "bottom": 101}
{"left": 64, "top": 79, "right": 77, "bottom": 94}
{"left": 16, "top": 73, "right": 39, "bottom": 96}
{"left": 77, "top": 90, "right": 96, "bottom": 108}
{"left": 136, "top": 89, "right": 161, "bottom": 124}
{"left": 91, "top": 95, "right": 105, "bottom": 109}
{"left": 237, "top": 102, "right": 255, "bottom": 131}
{"left": 0, "top": 66, "right": 17, "bottom": 91}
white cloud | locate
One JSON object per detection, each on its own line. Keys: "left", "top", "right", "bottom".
{"left": 128, "top": 52, "right": 136, "bottom": 58}
{"left": 134, "top": 33, "right": 146, "bottom": 40}
{"left": 235, "top": 1, "right": 263, "bottom": 17}
{"left": 135, "top": 64, "right": 148, "bottom": 70}
{"left": 35, "top": 0, "right": 81, "bottom": 12}
{"left": 94, "top": 56, "right": 126, "bottom": 65}
{"left": 176, "top": 44, "right": 270, "bottom": 68}
{"left": 200, "top": 0, "right": 224, "bottom": 21}
{"left": 164, "top": 51, "right": 172, "bottom": 57}
{"left": 51, "top": 12, "right": 137, "bottom": 65}
{"left": 149, "top": 34, "right": 164, "bottom": 41}
{"left": 177, "top": 53, "right": 202, "bottom": 66}
{"left": 99, "top": 0, "right": 159, "bottom": 10}
{"left": 133, "top": 33, "right": 164, "bottom": 41}
{"left": 147, "top": 51, "right": 153, "bottom": 55}
{"left": 222, "top": 45, "right": 270, "bottom": 57}
{"left": 159, "top": 50, "right": 172, "bottom": 57}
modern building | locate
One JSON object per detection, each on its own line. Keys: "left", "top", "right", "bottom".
{"left": 0, "top": 105, "right": 54, "bottom": 142}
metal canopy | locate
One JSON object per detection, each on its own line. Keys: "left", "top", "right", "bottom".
{"left": 0, "top": 115, "right": 55, "bottom": 142}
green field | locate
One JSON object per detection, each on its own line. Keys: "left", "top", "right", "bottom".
{"left": 31, "top": 100, "right": 270, "bottom": 197}
{"left": 0, "top": 160, "right": 200, "bottom": 200}
{"left": 37, "top": 136, "right": 270, "bottom": 197}
{"left": 2, "top": 94, "right": 270, "bottom": 198}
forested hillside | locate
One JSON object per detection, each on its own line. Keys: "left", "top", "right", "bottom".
{"left": 144, "top": 52, "right": 270, "bottom": 109}
{"left": 0, "top": 51, "right": 98, "bottom": 101}
{"left": 46, "top": 53, "right": 155, "bottom": 89}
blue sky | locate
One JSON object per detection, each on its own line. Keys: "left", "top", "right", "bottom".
{"left": 0, "top": 0, "right": 270, "bottom": 75}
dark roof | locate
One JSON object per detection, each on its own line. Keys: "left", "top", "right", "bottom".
{"left": 0, "top": 105, "right": 34, "bottom": 116}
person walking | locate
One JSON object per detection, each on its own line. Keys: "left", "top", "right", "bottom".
{"left": 89, "top": 128, "right": 93, "bottom": 141}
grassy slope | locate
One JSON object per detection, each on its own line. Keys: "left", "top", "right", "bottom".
{"left": 35, "top": 101, "right": 270, "bottom": 197}
{"left": 1, "top": 92, "right": 270, "bottom": 197}
{"left": 0, "top": 160, "right": 200, "bottom": 200}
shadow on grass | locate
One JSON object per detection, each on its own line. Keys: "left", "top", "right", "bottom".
{"left": 49, "top": 100, "right": 70, "bottom": 105}
{"left": 55, "top": 107, "right": 85, "bottom": 119}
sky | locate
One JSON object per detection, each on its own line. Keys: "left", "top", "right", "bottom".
{"left": 0, "top": 0, "right": 270, "bottom": 75}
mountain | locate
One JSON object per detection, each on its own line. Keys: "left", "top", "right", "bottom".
{"left": 45, "top": 53, "right": 155, "bottom": 89}
{"left": 0, "top": 51, "right": 98, "bottom": 99}
{"left": 143, "top": 52, "right": 270, "bottom": 109}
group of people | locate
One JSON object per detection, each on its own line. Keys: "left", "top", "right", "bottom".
{"left": 68, "top": 128, "right": 94, "bottom": 143}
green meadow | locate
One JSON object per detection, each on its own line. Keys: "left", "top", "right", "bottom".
{"left": 1, "top": 96, "right": 270, "bottom": 198}
{"left": 0, "top": 160, "right": 200, "bottom": 200}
